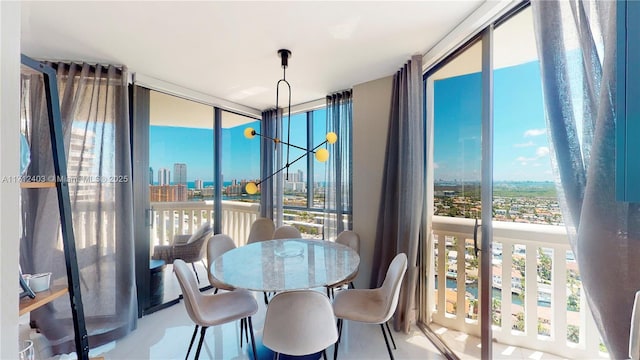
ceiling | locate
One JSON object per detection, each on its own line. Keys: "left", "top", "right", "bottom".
{"left": 20, "top": 1, "right": 486, "bottom": 113}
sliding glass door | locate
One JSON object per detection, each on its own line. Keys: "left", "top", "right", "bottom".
{"left": 424, "top": 34, "right": 493, "bottom": 358}
{"left": 132, "top": 87, "right": 215, "bottom": 313}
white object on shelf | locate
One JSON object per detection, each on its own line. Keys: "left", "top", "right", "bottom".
{"left": 27, "top": 272, "right": 52, "bottom": 292}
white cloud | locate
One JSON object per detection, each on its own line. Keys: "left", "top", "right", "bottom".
{"left": 536, "top": 147, "right": 549, "bottom": 157}
{"left": 515, "top": 147, "right": 549, "bottom": 165}
{"left": 524, "top": 129, "right": 546, "bottom": 137}
{"left": 513, "top": 141, "right": 535, "bottom": 148}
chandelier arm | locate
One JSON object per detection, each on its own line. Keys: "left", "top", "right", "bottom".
{"left": 256, "top": 150, "right": 308, "bottom": 186}
{"left": 311, "top": 140, "right": 329, "bottom": 152}
{"left": 253, "top": 131, "right": 309, "bottom": 152}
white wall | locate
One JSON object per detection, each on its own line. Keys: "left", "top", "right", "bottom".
{"left": 352, "top": 75, "right": 393, "bottom": 288}
{"left": 0, "top": 1, "right": 21, "bottom": 358}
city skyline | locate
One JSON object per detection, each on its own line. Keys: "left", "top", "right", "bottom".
{"left": 150, "top": 109, "right": 328, "bottom": 183}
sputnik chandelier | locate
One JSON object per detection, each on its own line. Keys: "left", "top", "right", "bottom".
{"left": 243, "top": 49, "right": 337, "bottom": 195}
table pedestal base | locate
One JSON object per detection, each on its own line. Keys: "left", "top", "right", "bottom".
{"left": 248, "top": 333, "right": 323, "bottom": 360}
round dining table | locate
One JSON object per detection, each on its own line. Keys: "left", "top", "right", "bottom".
{"left": 210, "top": 238, "right": 360, "bottom": 292}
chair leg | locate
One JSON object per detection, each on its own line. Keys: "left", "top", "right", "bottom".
{"left": 248, "top": 316, "right": 258, "bottom": 360}
{"left": 194, "top": 326, "right": 208, "bottom": 360}
{"left": 185, "top": 325, "right": 199, "bottom": 360}
{"left": 334, "top": 319, "right": 342, "bottom": 360}
{"left": 214, "top": 287, "right": 219, "bottom": 295}
{"left": 349, "top": 281, "right": 355, "bottom": 289}
{"left": 263, "top": 291, "right": 269, "bottom": 305}
{"left": 240, "top": 318, "right": 245, "bottom": 348}
{"left": 244, "top": 318, "right": 249, "bottom": 344}
{"left": 192, "top": 263, "right": 200, "bottom": 284}
{"left": 379, "top": 324, "right": 394, "bottom": 360}
{"left": 323, "top": 349, "right": 328, "bottom": 360}
{"left": 385, "top": 322, "right": 397, "bottom": 350}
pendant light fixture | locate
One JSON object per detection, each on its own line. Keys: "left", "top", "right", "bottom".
{"left": 243, "top": 49, "right": 337, "bottom": 195}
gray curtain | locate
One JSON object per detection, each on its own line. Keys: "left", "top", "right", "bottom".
{"left": 532, "top": 2, "right": 640, "bottom": 357}
{"left": 370, "top": 55, "right": 424, "bottom": 333}
{"left": 324, "top": 91, "right": 353, "bottom": 240}
{"left": 260, "top": 109, "right": 276, "bottom": 219}
{"left": 20, "top": 62, "right": 136, "bottom": 354}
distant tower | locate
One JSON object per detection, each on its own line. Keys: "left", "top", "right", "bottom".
{"left": 174, "top": 163, "right": 187, "bottom": 185}
{"left": 195, "top": 179, "right": 203, "bottom": 190}
{"left": 297, "top": 169, "right": 304, "bottom": 183}
{"left": 149, "top": 167, "right": 153, "bottom": 185}
{"left": 158, "top": 168, "right": 170, "bottom": 186}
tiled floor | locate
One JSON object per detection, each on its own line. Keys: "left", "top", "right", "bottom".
{"left": 84, "top": 290, "right": 444, "bottom": 360}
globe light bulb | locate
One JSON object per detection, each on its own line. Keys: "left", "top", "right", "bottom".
{"left": 315, "top": 148, "right": 329, "bottom": 162}
{"left": 246, "top": 182, "right": 258, "bottom": 194}
{"left": 326, "top": 132, "right": 338, "bottom": 144}
{"left": 244, "top": 127, "right": 255, "bottom": 139}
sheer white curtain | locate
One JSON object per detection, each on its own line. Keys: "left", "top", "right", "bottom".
{"left": 533, "top": 1, "right": 640, "bottom": 357}
{"left": 20, "top": 62, "right": 136, "bottom": 354}
{"left": 260, "top": 109, "right": 277, "bottom": 219}
{"left": 324, "top": 91, "right": 353, "bottom": 240}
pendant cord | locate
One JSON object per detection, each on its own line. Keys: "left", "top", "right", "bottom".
{"left": 284, "top": 66, "right": 291, "bottom": 180}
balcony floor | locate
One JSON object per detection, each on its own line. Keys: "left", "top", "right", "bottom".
{"left": 428, "top": 323, "right": 568, "bottom": 359}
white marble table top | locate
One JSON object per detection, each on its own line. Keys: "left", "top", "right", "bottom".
{"left": 210, "top": 238, "right": 360, "bottom": 292}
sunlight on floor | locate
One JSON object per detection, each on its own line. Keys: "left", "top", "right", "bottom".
{"left": 501, "top": 345, "right": 517, "bottom": 356}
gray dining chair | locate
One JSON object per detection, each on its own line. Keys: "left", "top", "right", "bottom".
{"left": 272, "top": 225, "right": 302, "bottom": 239}
{"left": 247, "top": 217, "right": 275, "bottom": 244}
{"left": 630, "top": 290, "right": 640, "bottom": 359}
{"left": 332, "top": 253, "right": 407, "bottom": 360}
{"left": 263, "top": 290, "right": 338, "bottom": 360}
{"left": 173, "top": 259, "right": 258, "bottom": 360}
{"left": 206, "top": 234, "right": 236, "bottom": 294}
{"left": 327, "top": 230, "right": 360, "bottom": 298}
{"left": 247, "top": 217, "right": 277, "bottom": 304}
{"left": 205, "top": 234, "right": 252, "bottom": 348}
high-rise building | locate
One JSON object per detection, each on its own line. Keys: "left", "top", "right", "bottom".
{"left": 174, "top": 163, "right": 187, "bottom": 185}
{"left": 158, "top": 168, "right": 170, "bottom": 186}
{"left": 149, "top": 167, "right": 153, "bottom": 185}
{"left": 150, "top": 184, "right": 187, "bottom": 202}
{"left": 194, "top": 179, "right": 203, "bottom": 190}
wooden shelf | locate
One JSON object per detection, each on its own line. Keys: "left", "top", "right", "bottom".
{"left": 19, "top": 284, "right": 68, "bottom": 316}
{"left": 20, "top": 181, "right": 56, "bottom": 189}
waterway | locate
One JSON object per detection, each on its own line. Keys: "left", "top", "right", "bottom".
{"left": 435, "top": 276, "right": 551, "bottom": 307}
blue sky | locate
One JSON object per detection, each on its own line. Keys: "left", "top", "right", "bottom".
{"left": 151, "top": 60, "right": 551, "bottom": 183}
{"left": 434, "top": 59, "right": 552, "bottom": 182}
